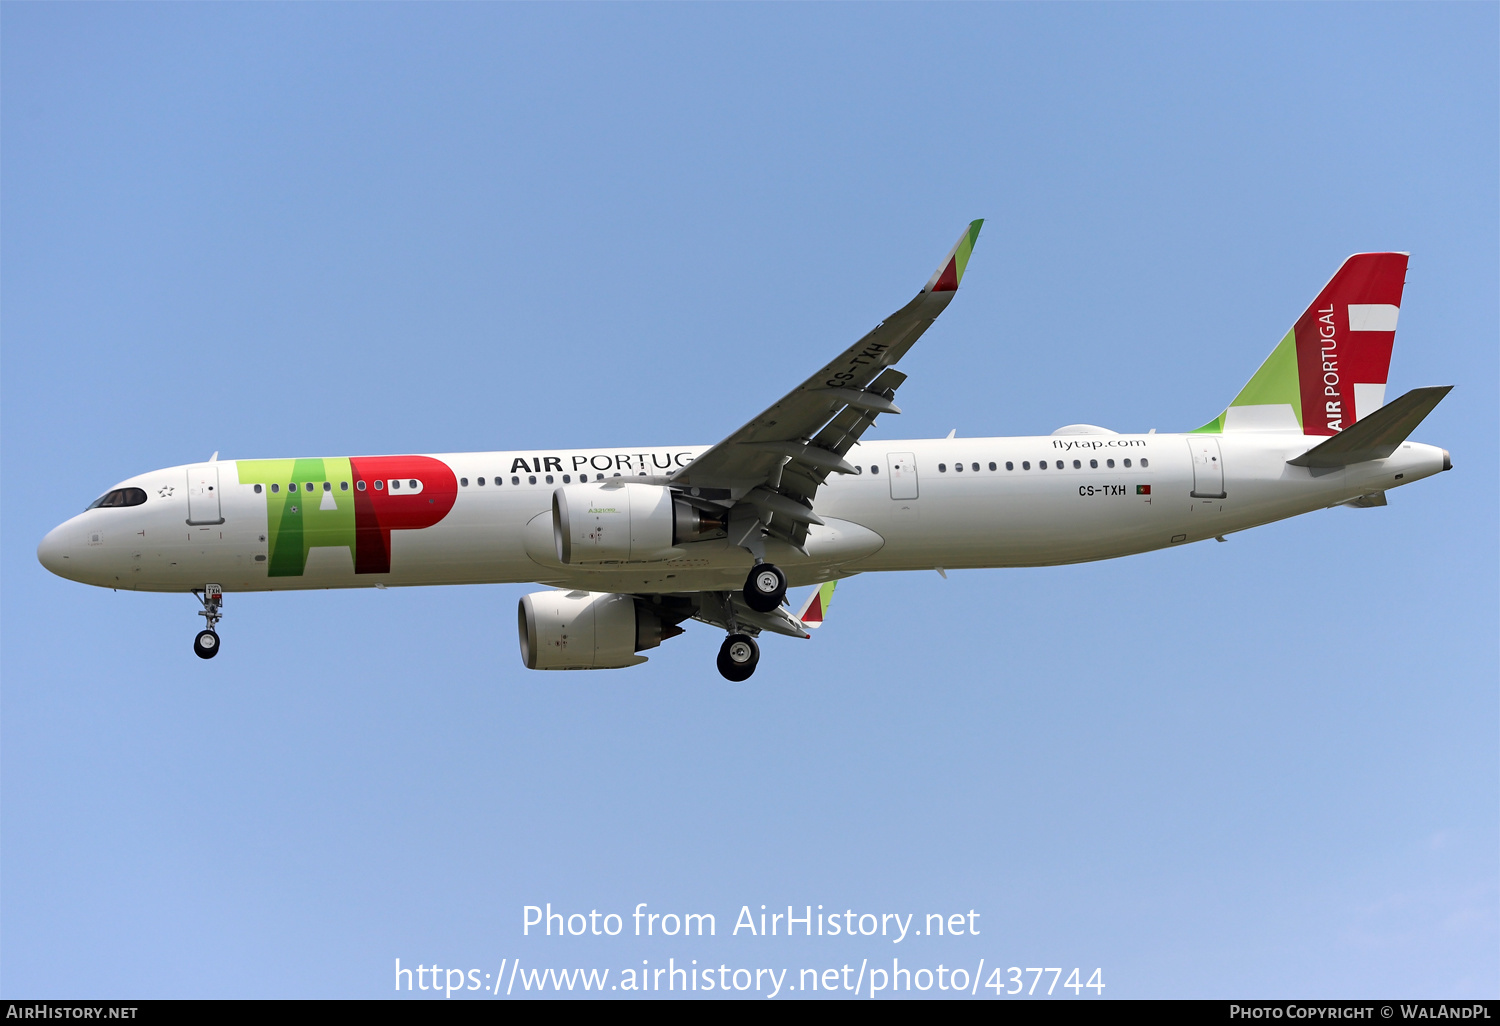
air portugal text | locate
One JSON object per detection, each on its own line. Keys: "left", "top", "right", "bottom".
{"left": 1319, "top": 304, "right": 1344, "bottom": 432}
{"left": 507, "top": 451, "right": 695, "bottom": 475}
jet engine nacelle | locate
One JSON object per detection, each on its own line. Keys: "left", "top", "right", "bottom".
{"left": 552, "top": 482, "right": 725, "bottom": 564}
{"left": 518, "top": 589, "right": 679, "bottom": 670}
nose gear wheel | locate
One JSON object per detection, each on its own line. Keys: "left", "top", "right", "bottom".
{"left": 192, "top": 587, "right": 224, "bottom": 660}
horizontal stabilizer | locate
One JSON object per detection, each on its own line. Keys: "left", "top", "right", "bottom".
{"left": 1288, "top": 386, "right": 1452, "bottom": 468}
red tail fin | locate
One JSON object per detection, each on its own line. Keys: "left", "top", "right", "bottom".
{"left": 1294, "top": 253, "right": 1408, "bottom": 436}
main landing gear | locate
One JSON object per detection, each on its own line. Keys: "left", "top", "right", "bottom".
{"left": 717, "top": 633, "right": 760, "bottom": 682}
{"left": 742, "top": 562, "right": 787, "bottom": 613}
{"left": 717, "top": 563, "right": 784, "bottom": 680}
{"left": 193, "top": 585, "right": 223, "bottom": 660}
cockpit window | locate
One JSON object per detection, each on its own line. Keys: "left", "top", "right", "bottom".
{"left": 87, "top": 487, "right": 147, "bottom": 510}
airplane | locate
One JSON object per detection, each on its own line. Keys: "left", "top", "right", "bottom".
{"left": 37, "top": 221, "right": 1453, "bottom": 681}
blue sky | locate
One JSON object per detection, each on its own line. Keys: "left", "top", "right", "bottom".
{"left": 2, "top": 3, "right": 1495, "bottom": 999}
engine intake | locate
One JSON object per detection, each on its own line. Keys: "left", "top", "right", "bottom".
{"left": 518, "top": 590, "right": 680, "bottom": 670}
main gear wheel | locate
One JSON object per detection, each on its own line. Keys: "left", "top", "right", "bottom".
{"left": 716, "top": 633, "right": 759, "bottom": 682}
{"left": 742, "top": 563, "right": 786, "bottom": 613}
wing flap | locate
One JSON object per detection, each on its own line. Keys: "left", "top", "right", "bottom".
{"left": 812, "top": 369, "right": 908, "bottom": 458}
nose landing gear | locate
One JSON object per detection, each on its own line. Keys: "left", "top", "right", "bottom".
{"left": 742, "top": 562, "right": 787, "bottom": 613}
{"left": 192, "top": 585, "right": 223, "bottom": 660}
{"left": 717, "top": 633, "right": 760, "bottom": 682}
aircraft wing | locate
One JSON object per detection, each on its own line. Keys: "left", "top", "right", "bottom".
{"left": 669, "top": 220, "right": 983, "bottom": 551}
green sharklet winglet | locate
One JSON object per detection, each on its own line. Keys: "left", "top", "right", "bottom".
{"left": 926, "top": 219, "right": 984, "bottom": 293}
{"left": 796, "top": 580, "right": 838, "bottom": 628}
{"left": 1193, "top": 328, "right": 1304, "bottom": 433}
{"left": 955, "top": 219, "right": 983, "bottom": 283}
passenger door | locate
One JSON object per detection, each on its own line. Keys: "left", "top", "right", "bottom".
{"left": 1187, "top": 438, "right": 1226, "bottom": 499}
{"left": 186, "top": 464, "right": 224, "bottom": 525}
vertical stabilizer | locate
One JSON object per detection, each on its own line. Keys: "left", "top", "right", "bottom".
{"left": 1196, "top": 253, "right": 1408, "bottom": 435}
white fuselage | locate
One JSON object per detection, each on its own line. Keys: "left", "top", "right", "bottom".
{"left": 37, "top": 432, "right": 1449, "bottom": 596}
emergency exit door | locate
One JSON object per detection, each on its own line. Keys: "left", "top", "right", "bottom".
{"left": 186, "top": 464, "right": 224, "bottom": 524}
{"left": 1187, "top": 438, "right": 1226, "bottom": 499}
{"left": 887, "top": 452, "right": 919, "bottom": 500}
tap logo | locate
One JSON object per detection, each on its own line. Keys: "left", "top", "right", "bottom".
{"left": 237, "top": 456, "right": 457, "bottom": 576}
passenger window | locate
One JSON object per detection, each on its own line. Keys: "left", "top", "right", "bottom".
{"left": 461, "top": 478, "right": 469, "bottom": 487}
{"left": 323, "top": 481, "right": 331, "bottom": 491}
{"left": 1005, "top": 461, "right": 1013, "bottom": 471}
{"left": 545, "top": 475, "right": 554, "bottom": 484}
{"left": 1040, "top": 461, "right": 1048, "bottom": 470}
{"left": 478, "top": 477, "right": 485, "bottom": 486}
{"left": 391, "top": 480, "right": 401, "bottom": 490}
{"left": 1022, "top": 461, "right": 1031, "bottom": 470}
{"left": 562, "top": 474, "right": 571, "bottom": 483}
{"left": 1141, "top": 458, "right": 1150, "bottom": 468}
{"left": 271, "top": 484, "right": 280, "bottom": 493}
{"left": 1106, "top": 459, "right": 1115, "bottom": 468}
{"left": 1073, "top": 460, "right": 1081, "bottom": 469}
{"left": 871, "top": 466, "right": 879, "bottom": 474}
{"left": 357, "top": 481, "right": 366, "bottom": 491}
{"left": 528, "top": 475, "right": 537, "bottom": 484}
{"left": 408, "top": 480, "right": 417, "bottom": 488}
{"left": 954, "top": 463, "right": 962, "bottom": 472}
{"left": 1090, "top": 459, "right": 1098, "bottom": 469}
{"left": 254, "top": 484, "right": 263, "bottom": 494}
{"left": 972, "top": 463, "right": 979, "bottom": 472}
{"left": 340, "top": 482, "right": 348, "bottom": 491}
{"left": 512, "top": 476, "right": 520, "bottom": 485}
{"left": 938, "top": 464, "right": 947, "bottom": 472}
{"left": 375, "top": 480, "right": 384, "bottom": 490}
{"left": 1123, "top": 458, "right": 1132, "bottom": 468}
{"left": 989, "top": 462, "right": 996, "bottom": 471}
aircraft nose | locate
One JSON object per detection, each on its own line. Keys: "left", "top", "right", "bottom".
{"left": 37, "top": 524, "right": 72, "bottom": 577}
